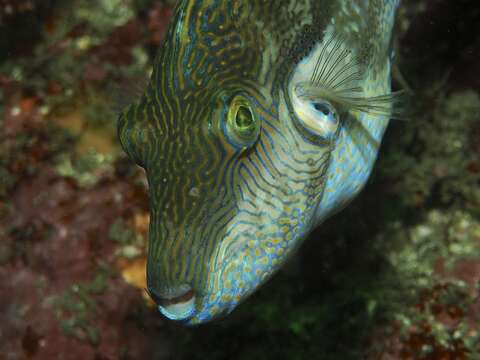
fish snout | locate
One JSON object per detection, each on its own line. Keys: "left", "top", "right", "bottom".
{"left": 148, "top": 283, "right": 196, "bottom": 321}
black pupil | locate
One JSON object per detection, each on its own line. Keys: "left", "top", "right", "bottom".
{"left": 313, "top": 102, "right": 331, "bottom": 116}
{"left": 236, "top": 106, "right": 253, "bottom": 130}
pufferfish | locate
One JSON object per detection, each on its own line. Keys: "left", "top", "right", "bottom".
{"left": 118, "top": 0, "right": 403, "bottom": 325}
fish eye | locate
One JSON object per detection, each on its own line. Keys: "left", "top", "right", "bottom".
{"left": 235, "top": 106, "right": 255, "bottom": 134}
{"left": 226, "top": 95, "right": 260, "bottom": 148}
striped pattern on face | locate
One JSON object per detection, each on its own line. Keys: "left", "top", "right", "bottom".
{"left": 118, "top": 0, "right": 400, "bottom": 324}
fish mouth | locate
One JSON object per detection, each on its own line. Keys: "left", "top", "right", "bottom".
{"left": 149, "top": 284, "right": 197, "bottom": 321}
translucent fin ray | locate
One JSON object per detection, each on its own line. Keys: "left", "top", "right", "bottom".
{"left": 302, "top": 31, "right": 410, "bottom": 120}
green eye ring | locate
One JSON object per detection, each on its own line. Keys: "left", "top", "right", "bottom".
{"left": 226, "top": 96, "right": 260, "bottom": 148}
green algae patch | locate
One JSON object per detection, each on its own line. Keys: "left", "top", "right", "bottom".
{"left": 54, "top": 265, "right": 115, "bottom": 346}
{"left": 360, "top": 89, "right": 480, "bottom": 357}
{"left": 55, "top": 150, "right": 116, "bottom": 187}
{"left": 384, "top": 210, "right": 480, "bottom": 357}
{"left": 378, "top": 90, "right": 480, "bottom": 210}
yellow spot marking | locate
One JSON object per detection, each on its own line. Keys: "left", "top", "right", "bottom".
{"left": 265, "top": 247, "right": 275, "bottom": 255}
{"left": 270, "top": 238, "right": 282, "bottom": 245}
{"left": 210, "top": 305, "right": 220, "bottom": 315}
{"left": 258, "top": 256, "right": 269, "bottom": 265}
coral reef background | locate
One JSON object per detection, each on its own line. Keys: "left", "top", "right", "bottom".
{"left": 0, "top": 0, "right": 479, "bottom": 359}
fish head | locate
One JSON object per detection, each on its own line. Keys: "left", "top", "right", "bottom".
{"left": 118, "top": 0, "right": 400, "bottom": 325}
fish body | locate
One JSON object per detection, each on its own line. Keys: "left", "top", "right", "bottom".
{"left": 118, "top": 0, "right": 401, "bottom": 325}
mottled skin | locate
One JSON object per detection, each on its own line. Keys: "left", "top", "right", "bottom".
{"left": 118, "top": 0, "right": 401, "bottom": 325}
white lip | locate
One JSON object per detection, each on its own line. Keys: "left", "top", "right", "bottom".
{"left": 158, "top": 296, "right": 196, "bottom": 321}
{"left": 156, "top": 284, "right": 196, "bottom": 321}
